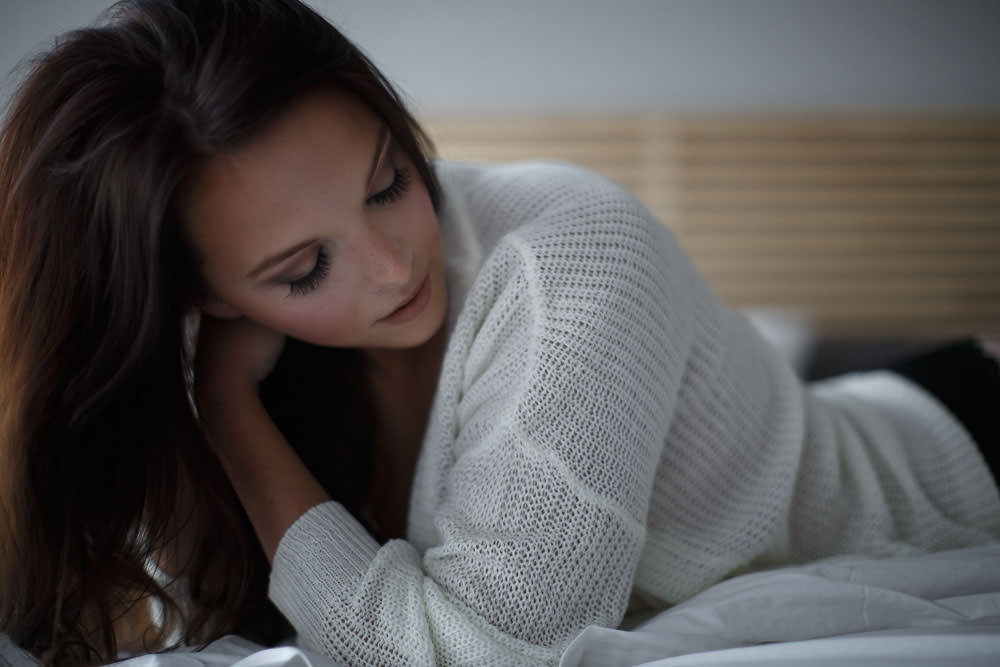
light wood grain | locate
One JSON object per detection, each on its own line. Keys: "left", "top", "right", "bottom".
{"left": 423, "top": 114, "right": 1000, "bottom": 339}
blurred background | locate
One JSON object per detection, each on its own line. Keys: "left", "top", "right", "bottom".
{"left": 4, "top": 0, "right": 999, "bottom": 114}
{"left": 3, "top": 0, "right": 999, "bottom": 371}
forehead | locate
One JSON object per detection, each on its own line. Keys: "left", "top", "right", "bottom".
{"left": 183, "top": 89, "right": 380, "bottom": 272}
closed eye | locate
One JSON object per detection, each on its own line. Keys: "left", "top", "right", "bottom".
{"left": 287, "top": 246, "right": 331, "bottom": 297}
{"left": 367, "top": 167, "right": 410, "bottom": 206}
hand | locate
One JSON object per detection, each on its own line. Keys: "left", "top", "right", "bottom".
{"left": 193, "top": 313, "right": 286, "bottom": 416}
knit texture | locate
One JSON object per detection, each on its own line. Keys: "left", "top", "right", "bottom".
{"left": 269, "top": 161, "right": 1000, "bottom": 666}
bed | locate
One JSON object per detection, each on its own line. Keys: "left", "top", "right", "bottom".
{"left": 2, "top": 311, "right": 990, "bottom": 666}
{"left": 61, "top": 544, "right": 994, "bottom": 666}
{"left": 2, "top": 114, "right": 996, "bottom": 666}
{"left": 559, "top": 544, "right": 1000, "bottom": 667}
{"left": 92, "top": 313, "right": 1000, "bottom": 664}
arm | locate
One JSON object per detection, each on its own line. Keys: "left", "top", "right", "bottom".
{"left": 193, "top": 271, "right": 577, "bottom": 665}
{"left": 266, "top": 165, "right": 698, "bottom": 665}
{"left": 194, "top": 315, "right": 329, "bottom": 563}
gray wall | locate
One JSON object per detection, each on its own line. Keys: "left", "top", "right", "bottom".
{"left": 3, "top": 0, "right": 999, "bottom": 114}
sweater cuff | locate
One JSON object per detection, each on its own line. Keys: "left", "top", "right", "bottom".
{"left": 269, "top": 500, "right": 380, "bottom": 636}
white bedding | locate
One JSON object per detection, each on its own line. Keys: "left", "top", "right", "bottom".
{"left": 560, "top": 544, "right": 1000, "bottom": 667}
{"left": 4, "top": 545, "right": 997, "bottom": 666}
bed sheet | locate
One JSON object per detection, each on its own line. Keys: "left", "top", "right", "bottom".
{"left": 114, "top": 635, "right": 338, "bottom": 667}
{"left": 560, "top": 544, "right": 1000, "bottom": 667}
{"left": 4, "top": 545, "right": 997, "bottom": 666}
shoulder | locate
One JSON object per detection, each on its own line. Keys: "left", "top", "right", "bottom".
{"left": 434, "top": 159, "right": 671, "bottom": 256}
{"left": 434, "top": 159, "right": 642, "bottom": 218}
{"left": 432, "top": 159, "right": 708, "bottom": 363}
{"left": 434, "top": 158, "right": 618, "bottom": 190}
{"left": 437, "top": 159, "right": 703, "bottom": 343}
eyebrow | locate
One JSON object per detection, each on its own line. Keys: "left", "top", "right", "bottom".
{"left": 245, "top": 125, "right": 390, "bottom": 280}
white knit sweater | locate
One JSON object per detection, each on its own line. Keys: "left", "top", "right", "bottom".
{"left": 269, "top": 161, "right": 1000, "bottom": 666}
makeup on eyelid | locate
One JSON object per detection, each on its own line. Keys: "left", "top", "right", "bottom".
{"left": 368, "top": 167, "right": 410, "bottom": 207}
{"left": 286, "top": 246, "right": 331, "bottom": 297}
{"left": 276, "top": 163, "right": 412, "bottom": 297}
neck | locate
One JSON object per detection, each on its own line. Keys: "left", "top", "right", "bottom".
{"left": 360, "top": 324, "right": 447, "bottom": 540}
{"left": 362, "top": 323, "right": 447, "bottom": 380}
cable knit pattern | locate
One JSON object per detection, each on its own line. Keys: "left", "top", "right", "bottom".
{"left": 269, "top": 160, "right": 1000, "bottom": 666}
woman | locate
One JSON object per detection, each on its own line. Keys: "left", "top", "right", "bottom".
{"left": 1, "top": 0, "right": 997, "bottom": 664}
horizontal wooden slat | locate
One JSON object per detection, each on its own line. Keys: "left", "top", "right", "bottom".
{"left": 670, "top": 209, "right": 1000, "bottom": 231}
{"left": 669, "top": 186, "right": 1000, "bottom": 208}
{"left": 424, "top": 114, "right": 1000, "bottom": 138}
{"left": 657, "top": 165, "right": 1000, "bottom": 186}
{"left": 430, "top": 161, "right": 1000, "bottom": 187}
{"left": 432, "top": 145, "right": 996, "bottom": 164}
{"left": 422, "top": 114, "right": 1000, "bottom": 340}
{"left": 678, "top": 230, "right": 1000, "bottom": 251}
{"left": 436, "top": 143, "right": 1000, "bottom": 164}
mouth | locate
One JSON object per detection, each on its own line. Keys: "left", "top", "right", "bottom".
{"left": 377, "top": 274, "right": 431, "bottom": 324}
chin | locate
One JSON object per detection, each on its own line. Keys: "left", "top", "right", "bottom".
{"left": 401, "top": 300, "right": 447, "bottom": 349}
{"left": 404, "top": 315, "right": 446, "bottom": 349}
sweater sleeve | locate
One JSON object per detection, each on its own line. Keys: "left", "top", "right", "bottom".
{"left": 269, "top": 164, "right": 702, "bottom": 665}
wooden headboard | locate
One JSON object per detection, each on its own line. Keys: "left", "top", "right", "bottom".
{"left": 422, "top": 115, "right": 1000, "bottom": 340}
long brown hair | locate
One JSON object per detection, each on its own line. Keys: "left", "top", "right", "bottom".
{"left": 0, "top": 0, "right": 439, "bottom": 663}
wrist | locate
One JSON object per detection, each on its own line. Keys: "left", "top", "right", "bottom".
{"left": 195, "top": 370, "right": 259, "bottom": 411}
{"left": 195, "top": 383, "right": 268, "bottom": 451}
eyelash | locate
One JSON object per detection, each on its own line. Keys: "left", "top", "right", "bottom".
{"left": 287, "top": 246, "right": 330, "bottom": 297}
{"left": 367, "top": 167, "right": 410, "bottom": 206}
{"left": 284, "top": 167, "right": 410, "bottom": 297}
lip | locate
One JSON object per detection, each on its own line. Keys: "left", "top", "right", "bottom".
{"left": 377, "top": 275, "right": 431, "bottom": 324}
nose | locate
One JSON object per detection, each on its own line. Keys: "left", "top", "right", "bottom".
{"left": 355, "top": 224, "right": 410, "bottom": 289}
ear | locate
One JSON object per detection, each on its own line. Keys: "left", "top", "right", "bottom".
{"left": 200, "top": 297, "right": 243, "bottom": 320}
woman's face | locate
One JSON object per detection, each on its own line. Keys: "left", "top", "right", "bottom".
{"left": 184, "top": 89, "right": 446, "bottom": 351}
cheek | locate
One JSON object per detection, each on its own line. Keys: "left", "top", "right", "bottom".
{"left": 264, "top": 291, "right": 366, "bottom": 346}
{"left": 269, "top": 298, "right": 359, "bottom": 345}
{"left": 407, "top": 187, "right": 440, "bottom": 248}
